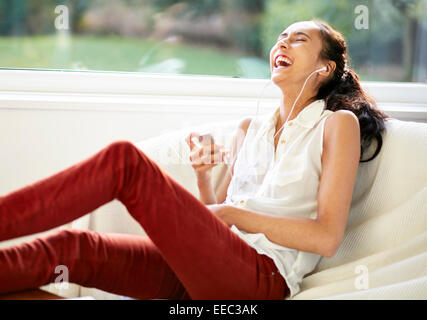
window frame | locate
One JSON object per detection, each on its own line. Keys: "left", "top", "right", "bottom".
{"left": 0, "top": 69, "right": 426, "bottom": 122}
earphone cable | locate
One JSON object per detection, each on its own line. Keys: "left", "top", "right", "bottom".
{"left": 273, "top": 67, "right": 324, "bottom": 140}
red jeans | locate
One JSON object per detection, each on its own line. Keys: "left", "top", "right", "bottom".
{"left": 0, "top": 140, "right": 288, "bottom": 299}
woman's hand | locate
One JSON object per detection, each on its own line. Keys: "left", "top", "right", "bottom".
{"left": 185, "top": 132, "right": 229, "bottom": 177}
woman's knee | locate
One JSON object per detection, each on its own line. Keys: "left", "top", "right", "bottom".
{"left": 107, "top": 140, "right": 139, "bottom": 155}
{"left": 106, "top": 140, "right": 149, "bottom": 167}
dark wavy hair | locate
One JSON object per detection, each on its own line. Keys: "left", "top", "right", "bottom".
{"left": 313, "top": 19, "right": 390, "bottom": 163}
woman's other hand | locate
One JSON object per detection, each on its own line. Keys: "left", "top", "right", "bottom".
{"left": 185, "top": 132, "right": 229, "bottom": 177}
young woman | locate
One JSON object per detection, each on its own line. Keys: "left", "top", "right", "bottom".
{"left": 0, "top": 20, "right": 388, "bottom": 300}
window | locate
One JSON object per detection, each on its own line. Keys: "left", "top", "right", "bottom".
{"left": 0, "top": 0, "right": 426, "bottom": 82}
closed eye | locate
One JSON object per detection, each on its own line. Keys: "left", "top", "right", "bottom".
{"left": 276, "top": 36, "right": 307, "bottom": 44}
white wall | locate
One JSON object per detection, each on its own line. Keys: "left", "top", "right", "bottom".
{"left": 1, "top": 71, "right": 426, "bottom": 195}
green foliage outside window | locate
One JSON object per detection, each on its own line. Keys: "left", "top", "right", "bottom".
{"left": 0, "top": 0, "right": 425, "bottom": 82}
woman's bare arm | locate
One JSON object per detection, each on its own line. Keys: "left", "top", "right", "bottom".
{"left": 188, "top": 117, "right": 252, "bottom": 205}
{"left": 215, "top": 117, "right": 252, "bottom": 204}
{"left": 218, "top": 110, "right": 360, "bottom": 257}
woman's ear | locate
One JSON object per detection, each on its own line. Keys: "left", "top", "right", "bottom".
{"left": 322, "top": 61, "right": 336, "bottom": 77}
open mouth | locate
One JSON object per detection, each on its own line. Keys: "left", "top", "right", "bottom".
{"left": 274, "top": 54, "right": 293, "bottom": 69}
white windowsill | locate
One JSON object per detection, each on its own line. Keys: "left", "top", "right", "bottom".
{"left": 0, "top": 69, "right": 426, "bottom": 121}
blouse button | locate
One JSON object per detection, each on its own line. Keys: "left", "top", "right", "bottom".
{"left": 288, "top": 122, "right": 293, "bottom": 127}
{"left": 281, "top": 139, "right": 286, "bottom": 144}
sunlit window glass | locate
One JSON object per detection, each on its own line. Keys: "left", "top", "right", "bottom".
{"left": 0, "top": 0, "right": 425, "bottom": 82}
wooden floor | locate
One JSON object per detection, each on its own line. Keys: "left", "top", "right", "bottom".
{"left": 0, "top": 289, "right": 64, "bottom": 300}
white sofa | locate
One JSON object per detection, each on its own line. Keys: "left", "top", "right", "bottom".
{"left": 72, "top": 115, "right": 427, "bottom": 300}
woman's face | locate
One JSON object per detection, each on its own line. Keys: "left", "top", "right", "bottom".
{"left": 270, "top": 21, "right": 325, "bottom": 88}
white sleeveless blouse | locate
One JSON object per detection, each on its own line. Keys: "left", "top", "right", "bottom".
{"left": 224, "top": 99, "right": 334, "bottom": 298}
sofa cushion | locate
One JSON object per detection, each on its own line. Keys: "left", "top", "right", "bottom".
{"left": 134, "top": 117, "right": 427, "bottom": 300}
